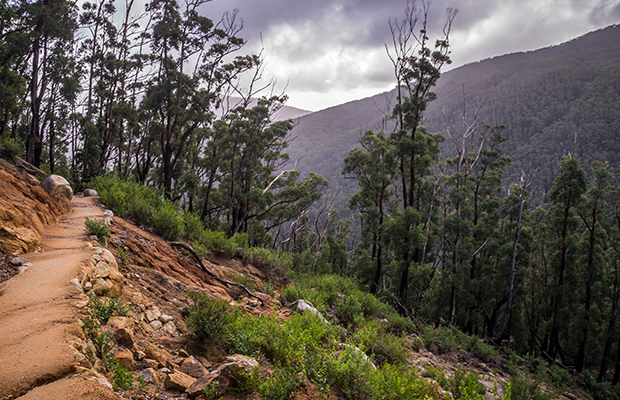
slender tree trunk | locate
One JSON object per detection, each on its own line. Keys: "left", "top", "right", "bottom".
{"left": 549, "top": 200, "right": 571, "bottom": 361}
{"left": 498, "top": 164, "right": 531, "bottom": 341}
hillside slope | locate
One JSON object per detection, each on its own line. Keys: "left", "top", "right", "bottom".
{"left": 287, "top": 24, "right": 620, "bottom": 207}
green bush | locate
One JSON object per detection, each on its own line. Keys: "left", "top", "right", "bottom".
{"left": 152, "top": 201, "right": 185, "bottom": 240}
{"left": 257, "top": 367, "right": 303, "bottom": 400}
{"left": 84, "top": 217, "right": 111, "bottom": 246}
{"left": 371, "top": 363, "right": 444, "bottom": 400}
{"left": 0, "top": 135, "right": 23, "bottom": 156}
{"left": 200, "top": 229, "right": 237, "bottom": 257}
{"left": 86, "top": 292, "right": 131, "bottom": 324}
{"left": 329, "top": 344, "right": 375, "bottom": 400}
{"left": 185, "top": 291, "right": 236, "bottom": 342}
{"left": 109, "top": 358, "right": 135, "bottom": 391}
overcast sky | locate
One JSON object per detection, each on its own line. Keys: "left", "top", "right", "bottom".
{"left": 203, "top": 0, "right": 620, "bottom": 112}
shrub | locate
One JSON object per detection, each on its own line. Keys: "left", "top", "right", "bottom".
{"left": 0, "top": 135, "right": 23, "bottom": 156}
{"left": 84, "top": 217, "right": 111, "bottom": 246}
{"left": 200, "top": 229, "right": 237, "bottom": 257}
{"left": 86, "top": 292, "right": 131, "bottom": 324}
{"left": 185, "top": 291, "right": 236, "bottom": 342}
{"left": 257, "top": 367, "right": 303, "bottom": 400}
{"left": 329, "top": 344, "right": 375, "bottom": 400}
{"left": 152, "top": 201, "right": 185, "bottom": 240}
{"left": 109, "top": 358, "right": 135, "bottom": 391}
{"left": 371, "top": 363, "right": 444, "bottom": 400}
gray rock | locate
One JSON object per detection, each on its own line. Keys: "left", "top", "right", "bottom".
{"left": 17, "top": 265, "right": 30, "bottom": 274}
{"left": 10, "top": 257, "right": 28, "bottom": 266}
{"left": 84, "top": 189, "right": 98, "bottom": 197}
{"left": 70, "top": 278, "right": 83, "bottom": 293}
{"left": 40, "top": 174, "right": 73, "bottom": 200}
{"left": 94, "top": 261, "right": 111, "bottom": 278}
{"left": 145, "top": 306, "right": 162, "bottom": 322}
{"left": 93, "top": 278, "right": 111, "bottom": 296}
{"left": 139, "top": 368, "right": 161, "bottom": 384}
{"left": 159, "top": 314, "right": 174, "bottom": 323}
{"left": 150, "top": 320, "right": 163, "bottom": 330}
{"left": 161, "top": 321, "right": 176, "bottom": 335}
{"left": 103, "top": 210, "right": 114, "bottom": 218}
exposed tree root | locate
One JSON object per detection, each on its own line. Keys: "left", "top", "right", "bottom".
{"left": 169, "top": 241, "right": 264, "bottom": 306}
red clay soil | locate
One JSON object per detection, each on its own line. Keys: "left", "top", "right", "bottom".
{"left": 0, "top": 196, "right": 120, "bottom": 400}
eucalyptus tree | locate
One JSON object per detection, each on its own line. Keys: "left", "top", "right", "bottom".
{"left": 217, "top": 96, "right": 328, "bottom": 240}
{"left": 143, "top": 1, "right": 258, "bottom": 198}
{"left": 386, "top": 0, "right": 457, "bottom": 306}
{"left": 343, "top": 130, "right": 398, "bottom": 294}
{"left": 547, "top": 156, "right": 587, "bottom": 362}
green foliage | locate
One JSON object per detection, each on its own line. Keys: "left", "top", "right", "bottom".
{"left": 329, "top": 344, "right": 375, "bottom": 400}
{"left": 86, "top": 292, "right": 131, "bottom": 324}
{"left": 151, "top": 201, "right": 185, "bottom": 241}
{"left": 185, "top": 291, "right": 236, "bottom": 342}
{"left": 203, "top": 380, "right": 223, "bottom": 400}
{"left": 115, "top": 248, "right": 129, "bottom": 267}
{"left": 0, "top": 135, "right": 23, "bottom": 156}
{"left": 509, "top": 375, "right": 551, "bottom": 400}
{"left": 109, "top": 358, "right": 135, "bottom": 391}
{"left": 371, "top": 363, "right": 445, "bottom": 400}
{"left": 257, "top": 367, "right": 303, "bottom": 400}
{"left": 84, "top": 217, "right": 111, "bottom": 246}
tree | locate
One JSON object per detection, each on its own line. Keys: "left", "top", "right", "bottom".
{"left": 386, "top": 0, "right": 457, "bottom": 306}
{"left": 547, "top": 155, "right": 587, "bottom": 362}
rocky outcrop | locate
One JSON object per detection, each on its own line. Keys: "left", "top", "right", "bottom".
{"left": 0, "top": 227, "right": 41, "bottom": 256}
{"left": 0, "top": 156, "right": 70, "bottom": 256}
{"left": 40, "top": 174, "right": 73, "bottom": 201}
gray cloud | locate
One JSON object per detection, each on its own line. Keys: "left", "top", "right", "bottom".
{"left": 202, "top": 0, "right": 620, "bottom": 111}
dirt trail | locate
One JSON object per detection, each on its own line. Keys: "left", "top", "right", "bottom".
{"left": 0, "top": 195, "right": 119, "bottom": 400}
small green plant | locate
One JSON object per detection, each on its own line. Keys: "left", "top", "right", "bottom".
{"left": 85, "top": 217, "right": 111, "bottom": 246}
{"left": 109, "top": 358, "right": 135, "bottom": 391}
{"left": 185, "top": 291, "right": 237, "bottom": 341}
{"left": 87, "top": 292, "right": 131, "bottom": 324}
{"left": 115, "top": 248, "right": 129, "bottom": 267}
{"left": 204, "top": 380, "right": 223, "bottom": 400}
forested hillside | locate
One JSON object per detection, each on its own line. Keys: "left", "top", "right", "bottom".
{"left": 288, "top": 24, "right": 620, "bottom": 207}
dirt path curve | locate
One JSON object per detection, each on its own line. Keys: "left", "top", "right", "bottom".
{"left": 0, "top": 195, "right": 120, "bottom": 400}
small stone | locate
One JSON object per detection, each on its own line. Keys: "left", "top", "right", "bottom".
{"left": 139, "top": 368, "right": 161, "bottom": 384}
{"left": 94, "top": 261, "right": 111, "bottom": 278}
{"left": 136, "top": 351, "right": 146, "bottom": 361}
{"left": 159, "top": 367, "right": 172, "bottom": 374}
{"left": 107, "top": 316, "right": 135, "bottom": 330}
{"left": 178, "top": 349, "right": 190, "bottom": 358}
{"left": 20, "top": 262, "right": 33, "bottom": 267}
{"left": 145, "top": 307, "right": 162, "bottom": 322}
{"left": 104, "top": 209, "right": 114, "bottom": 218}
{"left": 84, "top": 189, "right": 98, "bottom": 197}
{"left": 70, "top": 278, "right": 83, "bottom": 293}
{"left": 84, "top": 281, "right": 93, "bottom": 290}
{"left": 144, "top": 358, "right": 159, "bottom": 370}
{"left": 150, "top": 320, "right": 163, "bottom": 330}
{"left": 159, "top": 314, "right": 174, "bottom": 323}
{"left": 17, "top": 266, "right": 30, "bottom": 274}
{"left": 10, "top": 257, "right": 28, "bottom": 266}
{"left": 114, "top": 349, "right": 134, "bottom": 371}
{"left": 161, "top": 321, "right": 176, "bottom": 335}
{"left": 165, "top": 371, "right": 196, "bottom": 391}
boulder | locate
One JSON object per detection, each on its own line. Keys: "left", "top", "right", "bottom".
{"left": 40, "top": 174, "right": 73, "bottom": 200}
{"left": 216, "top": 354, "right": 259, "bottom": 385}
{"left": 113, "top": 327, "right": 134, "bottom": 348}
{"left": 84, "top": 189, "right": 98, "bottom": 197}
{"left": 180, "top": 356, "right": 209, "bottom": 379}
{"left": 164, "top": 371, "right": 196, "bottom": 391}
{"left": 138, "top": 368, "right": 161, "bottom": 385}
{"left": 94, "top": 261, "right": 111, "bottom": 278}
{"left": 161, "top": 321, "right": 176, "bottom": 335}
{"left": 0, "top": 226, "right": 41, "bottom": 255}
{"left": 186, "top": 372, "right": 229, "bottom": 398}
{"left": 114, "top": 349, "right": 134, "bottom": 371}
{"left": 145, "top": 344, "right": 172, "bottom": 368}
{"left": 92, "top": 278, "right": 110, "bottom": 296}
{"left": 288, "top": 299, "right": 327, "bottom": 322}
{"left": 10, "top": 256, "right": 28, "bottom": 266}
{"left": 145, "top": 306, "right": 162, "bottom": 322}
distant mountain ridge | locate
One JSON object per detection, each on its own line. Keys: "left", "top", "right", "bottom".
{"left": 287, "top": 24, "right": 620, "bottom": 209}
